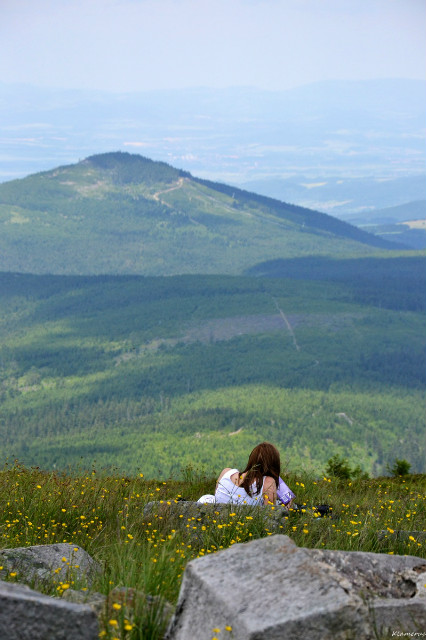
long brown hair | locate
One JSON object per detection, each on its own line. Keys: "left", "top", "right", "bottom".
{"left": 240, "top": 442, "right": 281, "bottom": 497}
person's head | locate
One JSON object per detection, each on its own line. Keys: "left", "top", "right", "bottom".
{"left": 241, "top": 442, "right": 281, "bottom": 497}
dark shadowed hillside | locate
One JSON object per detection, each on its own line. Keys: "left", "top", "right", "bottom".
{"left": 0, "top": 262, "right": 424, "bottom": 476}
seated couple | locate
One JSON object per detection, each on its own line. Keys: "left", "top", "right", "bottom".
{"left": 198, "top": 442, "right": 295, "bottom": 507}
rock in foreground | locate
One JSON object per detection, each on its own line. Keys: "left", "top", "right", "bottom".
{"left": 165, "top": 534, "right": 426, "bottom": 639}
{"left": 0, "top": 580, "right": 98, "bottom": 640}
{"left": 0, "top": 543, "right": 101, "bottom": 588}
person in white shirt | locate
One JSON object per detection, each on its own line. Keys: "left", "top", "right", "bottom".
{"left": 214, "top": 442, "right": 294, "bottom": 507}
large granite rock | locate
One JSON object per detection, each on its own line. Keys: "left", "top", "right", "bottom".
{"left": 0, "top": 543, "right": 101, "bottom": 588}
{"left": 165, "top": 534, "right": 426, "bottom": 639}
{"left": 0, "top": 579, "right": 99, "bottom": 640}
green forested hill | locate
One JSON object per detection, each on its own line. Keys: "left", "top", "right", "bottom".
{"left": 0, "top": 256, "right": 424, "bottom": 477}
{"left": 0, "top": 152, "right": 401, "bottom": 276}
{"left": 0, "top": 152, "right": 423, "bottom": 479}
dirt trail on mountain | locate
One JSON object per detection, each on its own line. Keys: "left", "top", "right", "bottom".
{"left": 271, "top": 298, "right": 301, "bottom": 351}
{"left": 153, "top": 177, "right": 186, "bottom": 203}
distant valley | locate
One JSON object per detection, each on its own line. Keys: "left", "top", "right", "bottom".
{"left": 242, "top": 176, "right": 426, "bottom": 250}
{"left": 2, "top": 79, "right": 424, "bottom": 183}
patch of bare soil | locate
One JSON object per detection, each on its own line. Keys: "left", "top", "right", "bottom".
{"left": 75, "top": 180, "right": 109, "bottom": 196}
{"left": 185, "top": 314, "right": 286, "bottom": 342}
{"left": 114, "top": 311, "right": 365, "bottom": 365}
{"left": 185, "top": 311, "right": 364, "bottom": 344}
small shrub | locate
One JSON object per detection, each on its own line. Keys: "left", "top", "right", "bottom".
{"left": 325, "top": 455, "right": 369, "bottom": 481}
{"left": 387, "top": 458, "right": 411, "bottom": 477}
{"left": 325, "top": 454, "right": 352, "bottom": 479}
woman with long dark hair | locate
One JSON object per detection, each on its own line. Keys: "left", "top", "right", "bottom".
{"left": 214, "top": 442, "right": 294, "bottom": 507}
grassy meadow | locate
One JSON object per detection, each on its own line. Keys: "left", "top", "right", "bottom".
{"left": 0, "top": 463, "right": 425, "bottom": 639}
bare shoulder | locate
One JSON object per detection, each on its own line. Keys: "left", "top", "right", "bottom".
{"left": 217, "top": 467, "right": 232, "bottom": 482}
{"left": 262, "top": 475, "right": 278, "bottom": 505}
{"left": 263, "top": 476, "right": 277, "bottom": 490}
{"left": 216, "top": 467, "right": 233, "bottom": 490}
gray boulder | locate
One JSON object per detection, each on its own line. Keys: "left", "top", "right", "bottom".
{"left": 62, "top": 588, "right": 107, "bottom": 616}
{"left": 0, "top": 579, "right": 98, "bottom": 640}
{"left": 165, "top": 534, "right": 426, "bottom": 639}
{"left": 0, "top": 543, "right": 101, "bottom": 589}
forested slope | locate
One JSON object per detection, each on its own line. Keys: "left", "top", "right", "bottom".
{"left": 0, "top": 255, "right": 424, "bottom": 477}
{"left": 0, "top": 152, "right": 401, "bottom": 276}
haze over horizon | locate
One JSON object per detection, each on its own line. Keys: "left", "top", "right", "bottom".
{"left": 1, "top": 0, "right": 425, "bottom": 223}
{"left": 1, "top": 0, "right": 425, "bottom": 93}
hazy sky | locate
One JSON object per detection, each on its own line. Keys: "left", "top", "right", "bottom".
{"left": 1, "top": 0, "right": 425, "bottom": 92}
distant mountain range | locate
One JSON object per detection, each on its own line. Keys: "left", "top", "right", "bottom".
{"left": 1, "top": 80, "right": 424, "bottom": 187}
{"left": 241, "top": 176, "right": 426, "bottom": 249}
{"left": 241, "top": 176, "right": 426, "bottom": 219}
{"left": 356, "top": 200, "right": 426, "bottom": 225}
{"left": 0, "top": 152, "right": 404, "bottom": 276}
{"left": 2, "top": 78, "right": 424, "bottom": 249}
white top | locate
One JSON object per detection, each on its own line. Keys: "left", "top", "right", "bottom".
{"left": 215, "top": 468, "right": 265, "bottom": 506}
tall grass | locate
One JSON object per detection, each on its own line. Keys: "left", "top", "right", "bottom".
{"left": 1, "top": 463, "right": 425, "bottom": 639}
